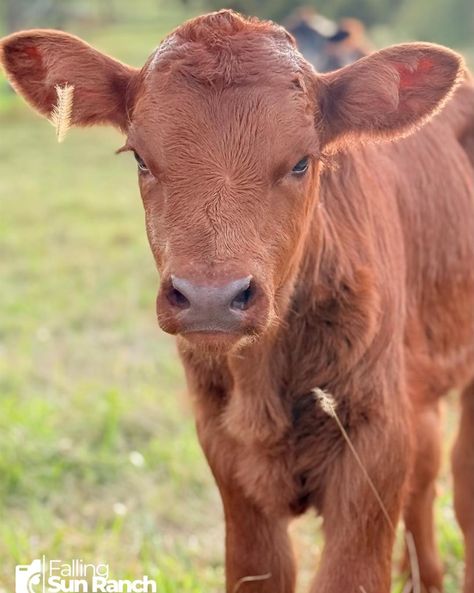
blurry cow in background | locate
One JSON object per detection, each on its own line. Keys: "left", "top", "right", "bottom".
{"left": 328, "top": 17, "right": 373, "bottom": 67}
{"left": 285, "top": 8, "right": 372, "bottom": 71}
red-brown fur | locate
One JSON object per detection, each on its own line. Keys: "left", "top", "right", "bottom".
{"left": 2, "top": 10, "right": 474, "bottom": 593}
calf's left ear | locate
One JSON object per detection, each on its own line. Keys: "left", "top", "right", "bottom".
{"left": 0, "top": 29, "right": 138, "bottom": 130}
{"left": 318, "top": 42, "right": 464, "bottom": 149}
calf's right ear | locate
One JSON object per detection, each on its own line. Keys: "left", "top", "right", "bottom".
{"left": 0, "top": 29, "right": 138, "bottom": 130}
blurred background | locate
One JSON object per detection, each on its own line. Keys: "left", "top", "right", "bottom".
{"left": 0, "top": 1, "right": 473, "bottom": 592}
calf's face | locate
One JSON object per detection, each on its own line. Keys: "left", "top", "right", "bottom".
{"left": 0, "top": 11, "right": 463, "bottom": 349}
{"left": 130, "top": 74, "right": 320, "bottom": 343}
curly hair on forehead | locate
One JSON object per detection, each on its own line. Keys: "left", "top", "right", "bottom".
{"left": 176, "top": 9, "right": 293, "bottom": 46}
{"left": 143, "top": 9, "right": 304, "bottom": 88}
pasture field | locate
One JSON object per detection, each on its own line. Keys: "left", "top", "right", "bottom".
{"left": 0, "top": 14, "right": 467, "bottom": 593}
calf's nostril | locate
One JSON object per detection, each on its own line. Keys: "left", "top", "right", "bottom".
{"left": 167, "top": 287, "right": 190, "bottom": 310}
{"left": 230, "top": 280, "right": 255, "bottom": 311}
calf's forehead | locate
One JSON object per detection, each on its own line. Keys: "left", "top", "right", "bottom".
{"left": 130, "top": 75, "right": 317, "bottom": 165}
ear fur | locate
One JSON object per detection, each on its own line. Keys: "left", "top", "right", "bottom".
{"left": 318, "top": 42, "right": 464, "bottom": 149}
{"left": 0, "top": 29, "right": 139, "bottom": 130}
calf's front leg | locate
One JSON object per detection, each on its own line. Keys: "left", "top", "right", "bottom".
{"left": 196, "top": 413, "right": 296, "bottom": 593}
{"left": 311, "top": 414, "right": 410, "bottom": 593}
{"left": 218, "top": 480, "right": 296, "bottom": 593}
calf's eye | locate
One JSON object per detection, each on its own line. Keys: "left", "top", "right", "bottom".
{"left": 133, "top": 151, "right": 149, "bottom": 173}
{"left": 292, "top": 156, "right": 309, "bottom": 176}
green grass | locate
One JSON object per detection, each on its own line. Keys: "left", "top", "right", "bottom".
{"left": 0, "top": 18, "right": 467, "bottom": 593}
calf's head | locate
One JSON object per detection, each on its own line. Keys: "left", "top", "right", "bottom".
{"left": 0, "top": 11, "right": 463, "bottom": 350}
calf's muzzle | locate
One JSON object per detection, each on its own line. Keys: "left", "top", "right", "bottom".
{"left": 157, "top": 274, "right": 266, "bottom": 336}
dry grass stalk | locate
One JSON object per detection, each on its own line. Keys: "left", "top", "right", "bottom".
{"left": 312, "top": 387, "right": 395, "bottom": 531}
{"left": 50, "top": 83, "right": 74, "bottom": 143}
{"left": 232, "top": 572, "right": 271, "bottom": 593}
{"left": 405, "top": 531, "right": 421, "bottom": 593}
